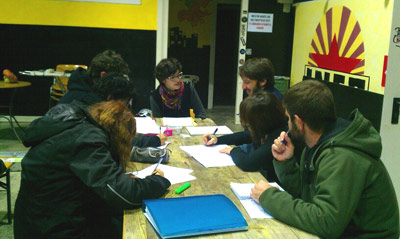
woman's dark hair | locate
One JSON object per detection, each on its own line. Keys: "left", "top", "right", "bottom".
{"left": 240, "top": 91, "right": 286, "bottom": 145}
{"left": 154, "top": 58, "right": 182, "bottom": 84}
{"left": 88, "top": 50, "right": 130, "bottom": 84}
{"left": 93, "top": 72, "right": 135, "bottom": 101}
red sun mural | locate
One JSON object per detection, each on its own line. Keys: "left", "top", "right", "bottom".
{"left": 308, "top": 6, "right": 365, "bottom": 75}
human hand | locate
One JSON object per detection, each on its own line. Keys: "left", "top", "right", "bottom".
{"left": 152, "top": 169, "right": 165, "bottom": 177}
{"left": 250, "top": 180, "right": 272, "bottom": 203}
{"left": 271, "top": 131, "right": 294, "bottom": 161}
{"left": 157, "top": 134, "right": 167, "bottom": 145}
{"left": 202, "top": 133, "right": 218, "bottom": 145}
{"left": 128, "top": 173, "right": 137, "bottom": 179}
{"left": 219, "top": 146, "right": 233, "bottom": 155}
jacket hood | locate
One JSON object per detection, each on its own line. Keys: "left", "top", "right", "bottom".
{"left": 320, "top": 109, "right": 382, "bottom": 160}
{"left": 22, "top": 102, "right": 94, "bottom": 147}
{"left": 67, "top": 68, "right": 92, "bottom": 92}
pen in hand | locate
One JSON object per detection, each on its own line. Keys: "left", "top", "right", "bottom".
{"left": 281, "top": 130, "right": 290, "bottom": 144}
{"left": 212, "top": 127, "right": 218, "bottom": 136}
{"left": 152, "top": 155, "right": 164, "bottom": 174}
{"left": 206, "top": 128, "right": 218, "bottom": 145}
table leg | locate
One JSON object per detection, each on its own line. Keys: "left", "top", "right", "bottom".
{"left": 0, "top": 88, "right": 24, "bottom": 142}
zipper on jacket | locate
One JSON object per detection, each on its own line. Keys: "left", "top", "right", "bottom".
{"left": 106, "top": 184, "right": 141, "bottom": 206}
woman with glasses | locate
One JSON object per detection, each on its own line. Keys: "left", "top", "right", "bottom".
{"left": 150, "top": 58, "right": 206, "bottom": 119}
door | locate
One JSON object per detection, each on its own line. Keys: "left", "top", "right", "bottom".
{"left": 380, "top": 0, "right": 400, "bottom": 209}
{"left": 213, "top": 4, "right": 240, "bottom": 105}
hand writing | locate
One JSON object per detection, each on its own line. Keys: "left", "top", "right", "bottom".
{"left": 157, "top": 134, "right": 167, "bottom": 145}
{"left": 202, "top": 133, "right": 218, "bottom": 145}
{"left": 152, "top": 169, "right": 165, "bottom": 177}
{"left": 250, "top": 180, "right": 272, "bottom": 203}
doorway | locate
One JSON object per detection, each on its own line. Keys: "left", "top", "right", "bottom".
{"left": 213, "top": 4, "right": 240, "bottom": 106}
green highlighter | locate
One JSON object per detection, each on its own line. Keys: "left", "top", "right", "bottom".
{"left": 175, "top": 182, "right": 191, "bottom": 194}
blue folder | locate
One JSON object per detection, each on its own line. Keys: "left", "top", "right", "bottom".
{"left": 142, "top": 194, "right": 248, "bottom": 238}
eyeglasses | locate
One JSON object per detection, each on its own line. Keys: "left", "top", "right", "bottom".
{"left": 167, "top": 72, "right": 183, "bottom": 81}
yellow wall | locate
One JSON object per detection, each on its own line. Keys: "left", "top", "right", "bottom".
{"left": 169, "top": 0, "right": 213, "bottom": 47}
{"left": 291, "top": 0, "right": 393, "bottom": 94}
{"left": 0, "top": 0, "right": 157, "bottom": 30}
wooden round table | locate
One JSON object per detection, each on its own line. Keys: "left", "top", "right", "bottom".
{"left": 0, "top": 80, "right": 31, "bottom": 89}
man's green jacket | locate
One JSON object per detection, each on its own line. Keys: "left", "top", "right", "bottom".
{"left": 260, "top": 109, "right": 399, "bottom": 238}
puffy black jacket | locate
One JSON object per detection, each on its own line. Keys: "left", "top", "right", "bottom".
{"left": 14, "top": 101, "right": 170, "bottom": 239}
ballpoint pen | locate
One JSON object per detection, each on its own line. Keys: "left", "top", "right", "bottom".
{"left": 281, "top": 130, "right": 290, "bottom": 144}
{"left": 152, "top": 155, "right": 164, "bottom": 174}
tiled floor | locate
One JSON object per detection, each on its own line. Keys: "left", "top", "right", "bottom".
{"left": 0, "top": 105, "right": 241, "bottom": 238}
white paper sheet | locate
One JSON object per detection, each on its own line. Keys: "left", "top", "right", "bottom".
{"left": 128, "top": 164, "right": 196, "bottom": 185}
{"left": 157, "top": 141, "right": 170, "bottom": 149}
{"left": 134, "top": 117, "right": 161, "bottom": 134}
{"left": 180, "top": 145, "right": 235, "bottom": 168}
{"left": 162, "top": 117, "right": 194, "bottom": 127}
{"left": 230, "top": 182, "right": 284, "bottom": 219}
{"left": 186, "top": 126, "right": 233, "bottom": 136}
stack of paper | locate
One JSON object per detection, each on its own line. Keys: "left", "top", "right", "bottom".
{"left": 180, "top": 145, "right": 235, "bottom": 168}
{"left": 135, "top": 117, "right": 161, "bottom": 134}
{"left": 162, "top": 117, "right": 193, "bottom": 126}
{"left": 230, "top": 182, "right": 284, "bottom": 219}
{"left": 186, "top": 126, "right": 233, "bottom": 135}
{"left": 128, "top": 164, "right": 195, "bottom": 185}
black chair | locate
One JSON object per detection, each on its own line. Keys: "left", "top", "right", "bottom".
{"left": 0, "top": 160, "right": 12, "bottom": 224}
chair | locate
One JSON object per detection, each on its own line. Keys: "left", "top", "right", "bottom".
{"left": 50, "top": 64, "right": 88, "bottom": 102}
{"left": 181, "top": 75, "right": 199, "bottom": 87}
{"left": 0, "top": 161, "right": 13, "bottom": 224}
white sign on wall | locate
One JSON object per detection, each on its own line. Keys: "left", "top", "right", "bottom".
{"left": 247, "top": 12, "right": 273, "bottom": 33}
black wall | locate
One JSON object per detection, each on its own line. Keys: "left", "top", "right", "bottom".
{"left": 0, "top": 24, "right": 156, "bottom": 116}
{"left": 322, "top": 81, "right": 383, "bottom": 131}
{"left": 247, "top": 0, "right": 295, "bottom": 77}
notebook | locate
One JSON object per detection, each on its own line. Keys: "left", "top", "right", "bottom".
{"left": 180, "top": 145, "right": 235, "bottom": 167}
{"left": 230, "top": 182, "right": 284, "bottom": 219}
{"left": 142, "top": 194, "right": 248, "bottom": 238}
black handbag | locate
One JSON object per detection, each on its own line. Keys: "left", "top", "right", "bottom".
{"left": 130, "top": 146, "right": 171, "bottom": 164}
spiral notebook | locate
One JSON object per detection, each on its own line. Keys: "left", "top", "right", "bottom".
{"left": 142, "top": 194, "right": 248, "bottom": 238}
{"left": 230, "top": 182, "right": 284, "bottom": 219}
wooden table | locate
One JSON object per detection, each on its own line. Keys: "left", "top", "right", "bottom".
{"left": 123, "top": 118, "right": 318, "bottom": 239}
{"left": 0, "top": 81, "right": 32, "bottom": 142}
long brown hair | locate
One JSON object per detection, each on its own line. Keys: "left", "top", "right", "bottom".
{"left": 240, "top": 91, "right": 286, "bottom": 146}
{"left": 89, "top": 100, "right": 136, "bottom": 170}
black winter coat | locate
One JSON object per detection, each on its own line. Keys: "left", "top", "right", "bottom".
{"left": 14, "top": 101, "right": 170, "bottom": 239}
